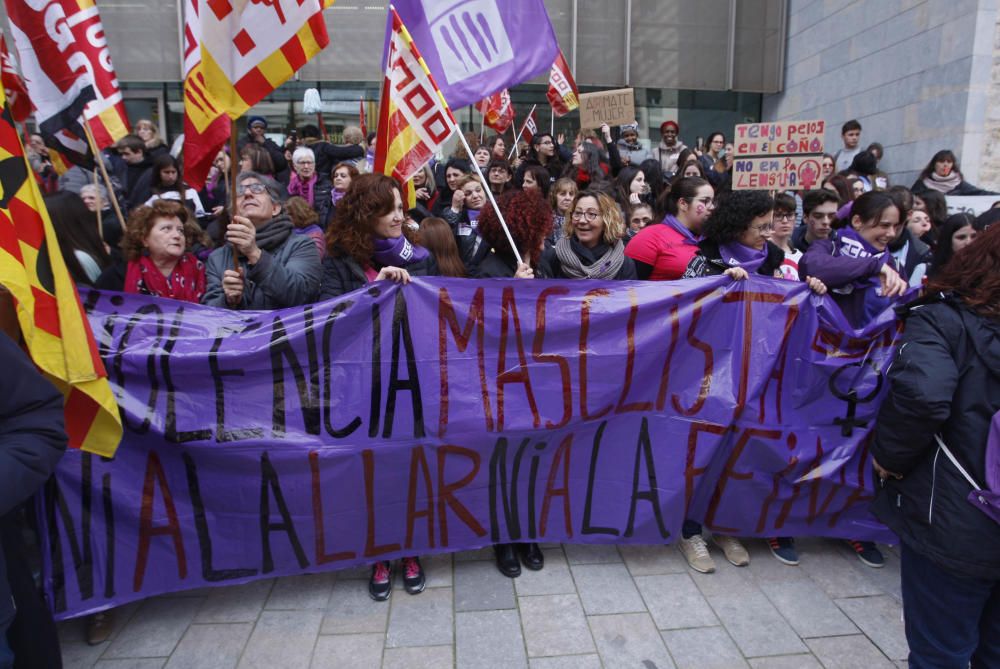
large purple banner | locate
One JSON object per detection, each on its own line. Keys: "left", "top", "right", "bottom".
{"left": 41, "top": 277, "right": 900, "bottom": 619}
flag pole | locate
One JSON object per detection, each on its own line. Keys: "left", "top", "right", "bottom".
{"left": 550, "top": 107, "right": 554, "bottom": 135}
{"left": 80, "top": 117, "right": 126, "bottom": 241}
{"left": 229, "top": 119, "right": 240, "bottom": 272}
{"left": 507, "top": 104, "right": 536, "bottom": 160}
{"left": 479, "top": 112, "right": 485, "bottom": 144}
{"left": 453, "top": 128, "right": 524, "bottom": 266}
{"left": 92, "top": 167, "right": 103, "bottom": 242}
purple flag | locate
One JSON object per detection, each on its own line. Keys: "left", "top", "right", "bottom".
{"left": 390, "top": 0, "right": 559, "bottom": 110}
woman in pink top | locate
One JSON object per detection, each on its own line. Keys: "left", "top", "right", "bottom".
{"left": 625, "top": 177, "right": 714, "bottom": 280}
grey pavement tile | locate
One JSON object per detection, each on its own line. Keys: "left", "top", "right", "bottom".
{"left": 103, "top": 597, "right": 204, "bottom": 659}
{"left": 799, "top": 547, "right": 883, "bottom": 599}
{"left": 93, "top": 661, "right": 166, "bottom": 669}
{"left": 563, "top": 543, "right": 623, "bottom": 564}
{"left": 687, "top": 559, "right": 754, "bottom": 598}
{"left": 806, "top": 634, "right": 898, "bottom": 669}
{"left": 236, "top": 610, "right": 323, "bottom": 669}
{"left": 619, "top": 544, "right": 689, "bottom": 576}
{"left": 333, "top": 564, "right": 370, "bottom": 580}
{"left": 760, "top": 580, "right": 858, "bottom": 638}
{"left": 164, "top": 622, "right": 253, "bottom": 669}
{"left": 320, "top": 581, "right": 389, "bottom": 635}
{"left": 588, "top": 612, "right": 676, "bottom": 669}
{"left": 63, "top": 641, "right": 110, "bottom": 669}
{"left": 266, "top": 573, "right": 336, "bottom": 610}
{"left": 454, "top": 559, "right": 516, "bottom": 611}
{"left": 60, "top": 600, "right": 145, "bottom": 665}
{"left": 851, "top": 547, "right": 903, "bottom": 602}
{"left": 635, "top": 573, "right": 718, "bottom": 630}
{"left": 454, "top": 546, "right": 495, "bottom": 561}
{"left": 744, "top": 541, "right": 813, "bottom": 584}
{"left": 385, "top": 587, "right": 454, "bottom": 648}
{"left": 456, "top": 610, "right": 528, "bottom": 669}
{"left": 748, "top": 655, "right": 823, "bottom": 668}
{"left": 518, "top": 594, "right": 596, "bottom": 657}
{"left": 194, "top": 580, "right": 274, "bottom": 624}
{"left": 381, "top": 645, "right": 454, "bottom": 669}
{"left": 529, "top": 655, "right": 602, "bottom": 669}
{"left": 310, "top": 633, "right": 384, "bottom": 669}
{"left": 571, "top": 563, "right": 646, "bottom": 615}
{"left": 701, "top": 584, "right": 807, "bottom": 657}
{"left": 661, "top": 626, "right": 749, "bottom": 669}
{"left": 834, "top": 596, "right": 909, "bottom": 661}
{"left": 514, "top": 549, "right": 577, "bottom": 596}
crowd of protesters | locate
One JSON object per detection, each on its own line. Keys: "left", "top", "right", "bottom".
{"left": 15, "top": 115, "right": 1000, "bottom": 667}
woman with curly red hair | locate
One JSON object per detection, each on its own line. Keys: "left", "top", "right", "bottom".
{"left": 95, "top": 199, "right": 208, "bottom": 301}
{"left": 475, "top": 189, "right": 550, "bottom": 279}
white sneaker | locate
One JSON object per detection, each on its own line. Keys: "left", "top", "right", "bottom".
{"left": 713, "top": 535, "right": 750, "bottom": 566}
{"left": 678, "top": 535, "right": 716, "bottom": 573}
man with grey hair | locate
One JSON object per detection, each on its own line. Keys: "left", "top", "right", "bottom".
{"left": 202, "top": 171, "right": 321, "bottom": 309}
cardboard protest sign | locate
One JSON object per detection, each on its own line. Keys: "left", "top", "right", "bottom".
{"left": 946, "top": 195, "right": 1000, "bottom": 217}
{"left": 578, "top": 88, "right": 635, "bottom": 128}
{"left": 733, "top": 155, "right": 825, "bottom": 191}
{"left": 733, "top": 121, "right": 825, "bottom": 157}
{"left": 44, "top": 277, "right": 898, "bottom": 619}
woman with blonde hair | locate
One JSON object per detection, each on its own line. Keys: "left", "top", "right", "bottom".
{"left": 133, "top": 119, "right": 169, "bottom": 160}
{"left": 542, "top": 190, "right": 636, "bottom": 280}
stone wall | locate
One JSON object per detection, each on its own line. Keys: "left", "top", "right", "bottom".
{"left": 763, "top": 0, "right": 1000, "bottom": 191}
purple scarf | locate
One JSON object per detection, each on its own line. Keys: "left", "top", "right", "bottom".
{"left": 835, "top": 227, "right": 896, "bottom": 324}
{"left": 288, "top": 172, "right": 317, "bottom": 207}
{"left": 331, "top": 189, "right": 346, "bottom": 207}
{"left": 718, "top": 241, "right": 767, "bottom": 273}
{"left": 372, "top": 235, "right": 429, "bottom": 268}
{"left": 662, "top": 214, "right": 699, "bottom": 245}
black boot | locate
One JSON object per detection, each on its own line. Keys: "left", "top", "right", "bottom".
{"left": 518, "top": 542, "right": 544, "bottom": 571}
{"left": 494, "top": 543, "right": 521, "bottom": 578}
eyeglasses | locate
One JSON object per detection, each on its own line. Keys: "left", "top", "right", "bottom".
{"left": 539, "top": 139, "right": 554, "bottom": 145}
{"left": 571, "top": 210, "right": 601, "bottom": 222}
{"left": 296, "top": 160, "right": 315, "bottom": 166}
{"left": 775, "top": 212, "right": 795, "bottom": 222}
{"left": 751, "top": 223, "right": 775, "bottom": 233}
{"left": 236, "top": 183, "right": 268, "bottom": 196}
{"left": 687, "top": 196, "right": 715, "bottom": 208}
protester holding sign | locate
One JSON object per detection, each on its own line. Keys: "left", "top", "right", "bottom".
{"left": 202, "top": 172, "right": 321, "bottom": 309}
{"left": 542, "top": 190, "right": 636, "bottom": 281}
{"left": 96, "top": 200, "right": 208, "bottom": 301}
{"left": 626, "top": 176, "right": 713, "bottom": 281}
{"left": 870, "top": 224, "right": 1000, "bottom": 668}
{"left": 911, "top": 149, "right": 997, "bottom": 197}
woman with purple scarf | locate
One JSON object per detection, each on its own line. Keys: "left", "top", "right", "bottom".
{"left": 799, "top": 191, "right": 909, "bottom": 330}
{"left": 287, "top": 147, "right": 318, "bottom": 207}
{"left": 319, "top": 173, "right": 436, "bottom": 600}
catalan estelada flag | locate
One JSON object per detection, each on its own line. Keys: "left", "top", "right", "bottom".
{"left": 0, "top": 86, "right": 121, "bottom": 458}
{"left": 199, "top": 0, "right": 330, "bottom": 119}
{"left": 375, "top": 6, "right": 456, "bottom": 208}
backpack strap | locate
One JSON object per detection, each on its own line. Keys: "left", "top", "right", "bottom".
{"left": 934, "top": 434, "right": 983, "bottom": 491}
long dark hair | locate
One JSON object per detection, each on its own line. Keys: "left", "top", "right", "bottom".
{"left": 930, "top": 213, "right": 977, "bottom": 276}
{"left": 918, "top": 149, "right": 960, "bottom": 182}
{"left": 151, "top": 154, "right": 187, "bottom": 195}
{"left": 44, "top": 191, "right": 111, "bottom": 286}
{"left": 928, "top": 222, "right": 999, "bottom": 318}
{"left": 614, "top": 166, "right": 645, "bottom": 209}
{"left": 656, "top": 176, "right": 709, "bottom": 218}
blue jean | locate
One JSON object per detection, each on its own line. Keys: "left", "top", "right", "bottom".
{"left": 901, "top": 543, "right": 1000, "bottom": 668}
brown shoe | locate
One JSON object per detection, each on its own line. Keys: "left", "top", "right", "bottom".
{"left": 85, "top": 610, "right": 115, "bottom": 646}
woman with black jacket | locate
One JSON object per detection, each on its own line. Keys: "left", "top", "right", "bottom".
{"left": 870, "top": 223, "right": 1000, "bottom": 668}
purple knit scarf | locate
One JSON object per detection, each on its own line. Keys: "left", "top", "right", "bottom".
{"left": 661, "top": 214, "right": 699, "bottom": 245}
{"left": 287, "top": 172, "right": 317, "bottom": 207}
{"left": 718, "top": 241, "right": 767, "bottom": 273}
{"left": 372, "top": 235, "right": 429, "bottom": 267}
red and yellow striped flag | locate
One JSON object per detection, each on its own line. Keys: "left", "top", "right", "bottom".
{"left": 199, "top": 0, "right": 330, "bottom": 120}
{"left": 0, "top": 87, "right": 121, "bottom": 458}
{"left": 375, "top": 6, "right": 456, "bottom": 208}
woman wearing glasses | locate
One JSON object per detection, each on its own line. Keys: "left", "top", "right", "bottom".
{"left": 542, "top": 191, "right": 636, "bottom": 280}
{"left": 625, "top": 176, "right": 714, "bottom": 281}
{"left": 515, "top": 133, "right": 564, "bottom": 185}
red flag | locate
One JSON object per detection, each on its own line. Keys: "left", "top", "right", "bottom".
{"left": 0, "top": 35, "right": 31, "bottom": 123}
{"left": 476, "top": 89, "right": 515, "bottom": 134}
{"left": 547, "top": 49, "right": 579, "bottom": 117}
{"left": 359, "top": 98, "right": 368, "bottom": 139}
{"left": 519, "top": 107, "right": 539, "bottom": 144}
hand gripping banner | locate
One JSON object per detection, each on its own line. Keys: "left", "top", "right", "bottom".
{"left": 41, "top": 276, "right": 900, "bottom": 619}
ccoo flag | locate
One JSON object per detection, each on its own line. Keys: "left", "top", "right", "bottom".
{"left": 391, "top": 0, "right": 559, "bottom": 110}
{"left": 199, "top": 0, "right": 330, "bottom": 119}
{"left": 375, "top": 6, "right": 456, "bottom": 207}
{"left": 547, "top": 49, "right": 579, "bottom": 117}
{"left": 0, "top": 87, "right": 122, "bottom": 458}
{"left": 182, "top": 0, "right": 232, "bottom": 190}
{"left": 4, "top": 0, "right": 130, "bottom": 164}
{"left": 0, "top": 35, "right": 31, "bottom": 123}
{"left": 476, "top": 89, "right": 515, "bottom": 134}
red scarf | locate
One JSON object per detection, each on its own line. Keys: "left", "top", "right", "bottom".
{"left": 124, "top": 253, "right": 206, "bottom": 303}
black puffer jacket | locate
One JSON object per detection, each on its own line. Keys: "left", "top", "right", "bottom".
{"left": 871, "top": 295, "right": 1000, "bottom": 580}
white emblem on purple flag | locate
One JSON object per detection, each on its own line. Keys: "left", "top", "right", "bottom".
{"left": 424, "top": 0, "right": 513, "bottom": 83}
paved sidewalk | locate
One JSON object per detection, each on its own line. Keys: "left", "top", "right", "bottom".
{"left": 59, "top": 538, "right": 909, "bottom": 668}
